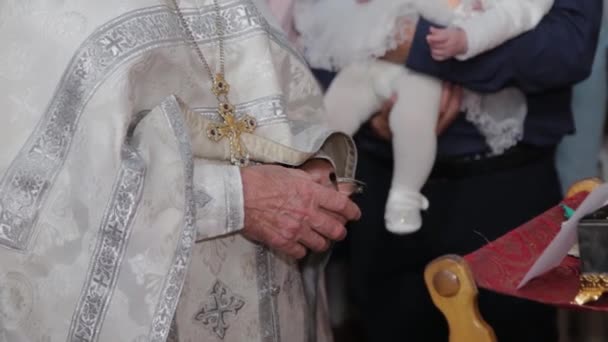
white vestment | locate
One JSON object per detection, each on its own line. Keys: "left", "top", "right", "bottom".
{"left": 0, "top": 1, "right": 356, "bottom": 341}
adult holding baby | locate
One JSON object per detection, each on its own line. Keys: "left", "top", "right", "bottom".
{"left": 304, "top": 0, "right": 602, "bottom": 341}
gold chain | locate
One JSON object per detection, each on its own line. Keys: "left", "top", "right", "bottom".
{"left": 171, "top": 0, "right": 257, "bottom": 166}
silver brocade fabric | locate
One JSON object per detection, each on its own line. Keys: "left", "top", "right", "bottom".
{"left": 0, "top": 1, "right": 355, "bottom": 341}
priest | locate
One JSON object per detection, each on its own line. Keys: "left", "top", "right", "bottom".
{"left": 0, "top": 0, "right": 360, "bottom": 341}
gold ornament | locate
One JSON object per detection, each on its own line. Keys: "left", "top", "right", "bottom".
{"left": 574, "top": 273, "right": 608, "bottom": 305}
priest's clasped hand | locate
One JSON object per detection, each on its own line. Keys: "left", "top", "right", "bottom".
{"left": 240, "top": 164, "right": 361, "bottom": 259}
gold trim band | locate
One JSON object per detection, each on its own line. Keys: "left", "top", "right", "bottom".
{"left": 574, "top": 273, "right": 608, "bottom": 305}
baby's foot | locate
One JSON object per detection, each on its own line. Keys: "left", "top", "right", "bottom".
{"left": 384, "top": 189, "right": 429, "bottom": 234}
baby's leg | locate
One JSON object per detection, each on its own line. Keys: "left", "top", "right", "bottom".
{"left": 384, "top": 70, "right": 442, "bottom": 234}
{"left": 324, "top": 61, "right": 406, "bottom": 135}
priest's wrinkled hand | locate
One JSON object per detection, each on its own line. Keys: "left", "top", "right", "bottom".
{"left": 299, "top": 159, "right": 336, "bottom": 189}
{"left": 240, "top": 165, "right": 361, "bottom": 259}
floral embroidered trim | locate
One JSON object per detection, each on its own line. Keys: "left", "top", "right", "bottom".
{"left": 147, "top": 97, "right": 197, "bottom": 342}
{"left": 67, "top": 146, "right": 146, "bottom": 341}
{"left": 256, "top": 245, "right": 282, "bottom": 342}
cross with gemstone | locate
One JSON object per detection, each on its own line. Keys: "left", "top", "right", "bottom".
{"left": 206, "top": 74, "right": 257, "bottom": 166}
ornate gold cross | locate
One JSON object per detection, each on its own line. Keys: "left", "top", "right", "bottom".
{"left": 206, "top": 74, "right": 257, "bottom": 166}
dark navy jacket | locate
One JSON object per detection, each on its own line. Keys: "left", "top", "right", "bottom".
{"left": 314, "top": 0, "right": 603, "bottom": 158}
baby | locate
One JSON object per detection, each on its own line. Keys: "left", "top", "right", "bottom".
{"left": 293, "top": 0, "right": 553, "bottom": 234}
{"left": 428, "top": 0, "right": 551, "bottom": 61}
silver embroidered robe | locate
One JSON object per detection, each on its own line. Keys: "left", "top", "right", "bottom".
{"left": 0, "top": 1, "right": 356, "bottom": 341}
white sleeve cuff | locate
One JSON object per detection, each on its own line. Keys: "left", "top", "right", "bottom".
{"left": 316, "top": 133, "right": 357, "bottom": 179}
{"left": 192, "top": 160, "right": 244, "bottom": 242}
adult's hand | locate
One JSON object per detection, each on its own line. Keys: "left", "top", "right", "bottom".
{"left": 369, "top": 95, "right": 396, "bottom": 140}
{"left": 436, "top": 82, "right": 463, "bottom": 135}
{"left": 240, "top": 165, "right": 361, "bottom": 259}
{"left": 369, "top": 82, "right": 463, "bottom": 140}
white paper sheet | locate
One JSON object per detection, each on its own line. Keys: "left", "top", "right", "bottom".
{"left": 518, "top": 184, "right": 608, "bottom": 289}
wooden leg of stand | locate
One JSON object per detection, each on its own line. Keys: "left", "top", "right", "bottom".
{"left": 424, "top": 255, "right": 497, "bottom": 342}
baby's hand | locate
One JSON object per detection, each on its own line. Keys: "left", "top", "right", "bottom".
{"left": 426, "top": 27, "right": 468, "bottom": 61}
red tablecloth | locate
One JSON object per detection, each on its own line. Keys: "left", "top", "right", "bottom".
{"left": 464, "top": 192, "right": 608, "bottom": 311}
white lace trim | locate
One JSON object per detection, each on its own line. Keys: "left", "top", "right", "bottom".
{"left": 462, "top": 91, "right": 526, "bottom": 155}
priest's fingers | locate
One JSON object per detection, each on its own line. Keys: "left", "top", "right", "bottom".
{"left": 281, "top": 208, "right": 342, "bottom": 246}
{"left": 316, "top": 188, "right": 361, "bottom": 222}
{"left": 275, "top": 211, "right": 332, "bottom": 248}
{"left": 321, "top": 207, "right": 348, "bottom": 226}
{"left": 297, "top": 228, "right": 331, "bottom": 252}
{"left": 274, "top": 211, "right": 304, "bottom": 241}
{"left": 308, "top": 210, "right": 348, "bottom": 241}
{"left": 265, "top": 227, "right": 307, "bottom": 259}
{"left": 242, "top": 220, "right": 307, "bottom": 259}
{"left": 282, "top": 242, "right": 308, "bottom": 259}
